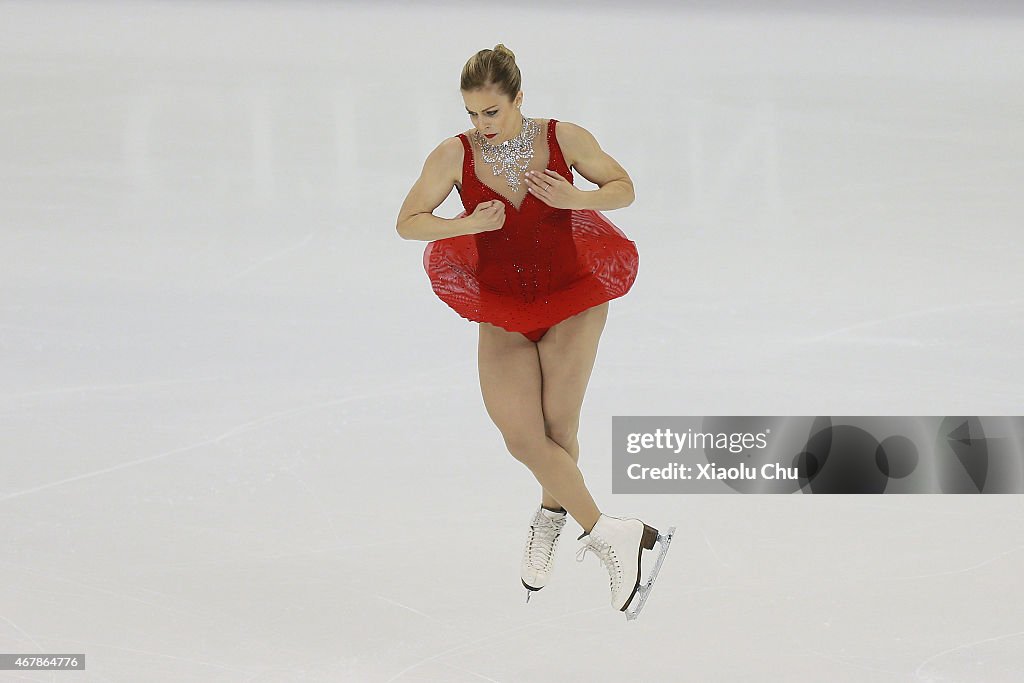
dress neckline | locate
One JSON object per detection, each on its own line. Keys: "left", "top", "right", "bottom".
{"left": 458, "top": 118, "right": 562, "bottom": 214}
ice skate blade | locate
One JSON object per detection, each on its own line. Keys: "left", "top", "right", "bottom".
{"left": 624, "top": 526, "right": 675, "bottom": 621}
{"left": 523, "top": 580, "right": 541, "bottom": 604}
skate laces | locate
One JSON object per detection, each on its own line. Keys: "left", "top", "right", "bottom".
{"left": 576, "top": 535, "right": 623, "bottom": 594}
{"left": 524, "top": 511, "right": 565, "bottom": 570}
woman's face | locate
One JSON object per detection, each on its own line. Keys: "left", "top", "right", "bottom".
{"left": 463, "top": 85, "right": 523, "bottom": 143}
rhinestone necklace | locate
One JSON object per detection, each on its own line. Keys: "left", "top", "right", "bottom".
{"left": 473, "top": 116, "right": 540, "bottom": 193}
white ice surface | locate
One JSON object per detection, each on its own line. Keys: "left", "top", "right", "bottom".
{"left": 1, "top": 1, "right": 1023, "bottom": 681}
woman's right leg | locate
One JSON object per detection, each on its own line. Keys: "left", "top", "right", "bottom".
{"left": 477, "top": 322, "right": 601, "bottom": 533}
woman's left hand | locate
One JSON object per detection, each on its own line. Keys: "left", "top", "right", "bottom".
{"left": 524, "top": 169, "right": 583, "bottom": 210}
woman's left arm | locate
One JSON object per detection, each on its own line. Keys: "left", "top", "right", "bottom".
{"left": 525, "top": 122, "right": 635, "bottom": 211}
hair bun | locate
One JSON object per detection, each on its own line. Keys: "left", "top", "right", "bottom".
{"left": 494, "top": 43, "right": 516, "bottom": 61}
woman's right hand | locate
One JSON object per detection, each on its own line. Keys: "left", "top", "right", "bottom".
{"left": 464, "top": 200, "right": 506, "bottom": 234}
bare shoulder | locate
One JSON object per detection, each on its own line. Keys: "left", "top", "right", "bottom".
{"left": 551, "top": 120, "right": 594, "bottom": 169}
{"left": 551, "top": 120, "right": 631, "bottom": 188}
{"left": 434, "top": 136, "right": 465, "bottom": 183}
{"left": 396, "top": 137, "right": 466, "bottom": 225}
{"left": 437, "top": 135, "right": 464, "bottom": 161}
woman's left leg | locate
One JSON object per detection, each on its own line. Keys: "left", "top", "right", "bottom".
{"left": 536, "top": 302, "right": 610, "bottom": 516}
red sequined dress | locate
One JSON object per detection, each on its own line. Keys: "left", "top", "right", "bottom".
{"left": 423, "top": 118, "right": 639, "bottom": 341}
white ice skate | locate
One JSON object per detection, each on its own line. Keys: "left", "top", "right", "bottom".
{"left": 575, "top": 513, "right": 675, "bottom": 620}
{"left": 521, "top": 505, "right": 568, "bottom": 602}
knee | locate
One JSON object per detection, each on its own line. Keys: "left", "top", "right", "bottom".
{"left": 502, "top": 431, "right": 547, "bottom": 468}
{"left": 545, "top": 419, "right": 580, "bottom": 452}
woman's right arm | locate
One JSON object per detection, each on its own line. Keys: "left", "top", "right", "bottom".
{"left": 396, "top": 139, "right": 476, "bottom": 241}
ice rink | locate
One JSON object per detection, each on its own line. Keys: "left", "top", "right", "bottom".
{"left": 1, "top": 0, "right": 1023, "bottom": 680}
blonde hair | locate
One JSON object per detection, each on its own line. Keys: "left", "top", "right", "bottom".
{"left": 460, "top": 43, "right": 522, "bottom": 101}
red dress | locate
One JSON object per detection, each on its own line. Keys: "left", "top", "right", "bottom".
{"left": 423, "top": 118, "right": 639, "bottom": 342}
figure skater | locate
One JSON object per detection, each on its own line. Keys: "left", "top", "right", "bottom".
{"left": 396, "top": 44, "right": 673, "bottom": 620}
